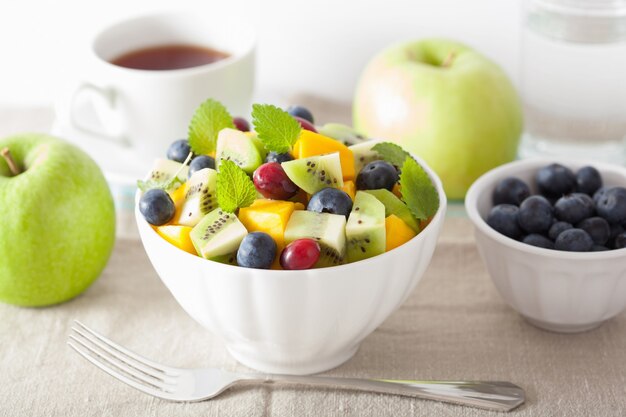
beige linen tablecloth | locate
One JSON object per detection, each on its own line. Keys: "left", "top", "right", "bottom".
{"left": 2, "top": 218, "right": 626, "bottom": 417}
{"left": 2, "top": 104, "right": 626, "bottom": 416}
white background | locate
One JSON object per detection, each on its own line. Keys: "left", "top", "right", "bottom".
{"left": 0, "top": 0, "right": 522, "bottom": 106}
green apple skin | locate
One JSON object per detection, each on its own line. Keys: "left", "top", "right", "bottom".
{"left": 353, "top": 38, "right": 523, "bottom": 199}
{"left": 0, "top": 134, "right": 115, "bottom": 306}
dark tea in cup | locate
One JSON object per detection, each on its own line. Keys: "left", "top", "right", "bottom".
{"left": 110, "top": 44, "right": 229, "bottom": 70}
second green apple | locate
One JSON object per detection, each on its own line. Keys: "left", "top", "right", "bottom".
{"left": 353, "top": 38, "right": 522, "bottom": 199}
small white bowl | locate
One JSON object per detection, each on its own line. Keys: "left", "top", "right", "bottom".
{"left": 136, "top": 156, "right": 447, "bottom": 374}
{"left": 466, "top": 157, "right": 626, "bottom": 333}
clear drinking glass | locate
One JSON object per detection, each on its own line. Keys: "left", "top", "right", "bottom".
{"left": 519, "top": 0, "right": 626, "bottom": 164}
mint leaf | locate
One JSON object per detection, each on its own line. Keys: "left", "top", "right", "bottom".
{"left": 372, "top": 142, "right": 411, "bottom": 169}
{"left": 137, "top": 152, "right": 192, "bottom": 193}
{"left": 251, "top": 104, "right": 302, "bottom": 153}
{"left": 137, "top": 176, "right": 184, "bottom": 193}
{"left": 188, "top": 98, "right": 234, "bottom": 155}
{"left": 216, "top": 160, "right": 257, "bottom": 213}
{"left": 399, "top": 157, "right": 439, "bottom": 220}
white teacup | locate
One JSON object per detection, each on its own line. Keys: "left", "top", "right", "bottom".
{"left": 65, "top": 12, "right": 255, "bottom": 161}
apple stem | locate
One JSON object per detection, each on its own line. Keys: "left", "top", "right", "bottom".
{"left": 1, "top": 147, "right": 22, "bottom": 176}
{"left": 442, "top": 51, "right": 456, "bottom": 68}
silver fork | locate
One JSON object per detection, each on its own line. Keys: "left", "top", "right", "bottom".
{"left": 68, "top": 321, "right": 525, "bottom": 411}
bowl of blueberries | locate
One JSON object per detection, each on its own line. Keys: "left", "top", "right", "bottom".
{"left": 465, "top": 158, "right": 626, "bottom": 333}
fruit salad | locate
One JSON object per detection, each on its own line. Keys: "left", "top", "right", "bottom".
{"left": 487, "top": 163, "right": 626, "bottom": 252}
{"left": 137, "top": 100, "right": 439, "bottom": 270}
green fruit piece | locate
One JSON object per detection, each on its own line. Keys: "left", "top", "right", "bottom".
{"left": 349, "top": 140, "right": 384, "bottom": 174}
{"left": 177, "top": 168, "right": 218, "bottom": 227}
{"left": 215, "top": 128, "right": 263, "bottom": 174}
{"left": 346, "top": 191, "right": 386, "bottom": 263}
{"left": 247, "top": 132, "right": 268, "bottom": 161}
{"left": 318, "top": 123, "right": 368, "bottom": 146}
{"left": 284, "top": 210, "right": 346, "bottom": 268}
{"left": 146, "top": 158, "right": 189, "bottom": 184}
{"left": 0, "top": 133, "right": 115, "bottom": 307}
{"left": 364, "top": 189, "right": 420, "bottom": 232}
{"left": 211, "top": 253, "right": 237, "bottom": 265}
{"left": 282, "top": 153, "right": 344, "bottom": 195}
{"left": 190, "top": 208, "right": 248, "bottom": 259}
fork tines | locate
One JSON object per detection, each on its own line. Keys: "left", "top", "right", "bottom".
{"left": 68, "top": 321, "right": 178, "bottom": 399}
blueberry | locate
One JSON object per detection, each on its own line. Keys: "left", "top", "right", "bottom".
{"left": 523, "top": 234, "right": 554, "bottom": 249}
{"left": 576, "top": 166, "right": 602, "bottom": 196}
{"left": 554, "top": 193, "right": 594, "bottom": 224}
{"left": 265, "top": 152, "right": 294, "bottom": 164}
{"left": 139, "top": 189, "right": 175, "bottom": 226}
{"left": 487, "top": 204, "right": 523, "bottom": 240}
{"left": 596, "top": 187, "right": 626, "bottom": 224}
{"left": 356, "top": 160, "right": 399, "bottom": 191}
{"left": 576, "top": 217, "right": 610, "bottom": 245}
{"left": 518, "top": 195, "right": 553, "bottom": 234}
{"left": 492, "top": 177, "right": 531, "bottom": 206}
{"left": 591, "top": 245, "right": 610, "bottom": 252}
{"left": 608, "top": 223, "right": 625, "bottom": 248}
{"left": 593, "top": 186, "right": 610, "bottom": 206}
{"left": 548, "top": 221, "right": 573, "bottom": 241}
{"left": 614, "top": 232, "right": 626, "bottom": 249}
{"left": 555, "top": 229, "right": 593, "bottom": 252}
{"left": 307, "top": 188, "right": 353, "bottom": 218}
{"left": 166, "top": 139, "right": 192, "bottom": 163}
{"left": 535, "top": 163, "right": 576, "bottom": 198}
{"left": 236, "top": 232, "right": 277, "bottom": 269}
{"left": 286, "top": 105, "right": 314, "bottom": 124}
{"left": 188, "top": 155, "right": 216, "bottom": 178}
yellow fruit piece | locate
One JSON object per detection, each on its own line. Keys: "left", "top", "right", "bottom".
{"left": 169, "top": 183, "right": 188, "bottom": 225}
{"left": 154, "top": 225, "right": 197, "bottom": 255}
{"left": 292, "top": 130, "right": 355, "bottom": 181}
{"left": 385, "top": 214, "right": 417, "bottom": 252}
{"left": 392, "top": 183, "right": 402, "bottom": 199}
{"left": 238, "top": 200, "right": 296, "bottom": 250}
{"left": 341, "top": 181, "right": 356, "bottom": 201}
{"left": 294, "top": 202, "right": 305, "bottom": 210}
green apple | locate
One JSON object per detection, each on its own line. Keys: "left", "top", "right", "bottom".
{"left": 353, "top": 38, "right": 523, "bottom": 199}
{"left": 0, "top": 133, "right": 115, "bottom": 306}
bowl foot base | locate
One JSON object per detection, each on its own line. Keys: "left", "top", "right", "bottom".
{"left": 522, "top": 316, "right": 606, "bottom": 333}
{"left": 226, "top": 344, "right": 360, "bottom": 375}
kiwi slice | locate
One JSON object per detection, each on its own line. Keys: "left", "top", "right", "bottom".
{"left": 346, "top": 191, "right": 386, "bottom": 263}
{"left": 318, "top": 123, "right": 368, "bottom": 146}
{"left": 364, "top": 189, "right": 420, "bottom": 232}
{"left": 282, "top": 153, "right": 344, "bottom": 195}
{"left": 349, "top": 140, "right": 383, "bottom": 174}
{"left": 145, "top": 158, "right": 189, "bottom": 183}
{"left": 216, "top": 128, "right": 262, "bottom": 174}
{"left": 246, "top": 131, "right": 268, "bottom": 162}
{"left": 190, "top": 208, "right": 248, "bottom": 260}
{"left": 284, "top": 210, "right": 346, "bottom": 268}
{"left": 177, "top": 168, "right": 218, "bottom": 227}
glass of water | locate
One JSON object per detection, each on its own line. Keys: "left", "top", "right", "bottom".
{"left": 519, "top": 0, "right": 626, "bottom": 164}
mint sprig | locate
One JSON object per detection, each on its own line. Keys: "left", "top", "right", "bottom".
{"left": 216, "top": 160, "right": 257, "bottom": 213}
{"left": 188, "top": 99, "right": 234, "bottom": 155}
{"left": 251, "top": 104, "right": 302, "bottom": 153}
{"left": 399, "top": 157, "right": 439, "bottom": 220}
{"left": 137, "top": 153, "right": 192, "bottom": 193}
{"left": 372, "top": 142, "right": 411, "bottom": 169}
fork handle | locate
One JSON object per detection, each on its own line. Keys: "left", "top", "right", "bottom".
{"left": 248, "top": 374, "right": 524, "bottom": 411}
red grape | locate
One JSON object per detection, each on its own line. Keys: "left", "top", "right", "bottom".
{"left": 253, "top": 162, "right": 298, "bottom": 200}
{"left": 233, "top": 117, "right": 250, "bottom": 132}
{"left": 280, "top": 239, "right": 321, "bottom": 270}
{"left": 294, "top": 116, "right": 317, "bottom": 133}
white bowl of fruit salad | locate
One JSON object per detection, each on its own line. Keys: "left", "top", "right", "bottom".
{"left": 134, "top": 100, "right": 446, "bottom": 374}
{"left": 466, "top": 158, "right": 626, "bottom": 333}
